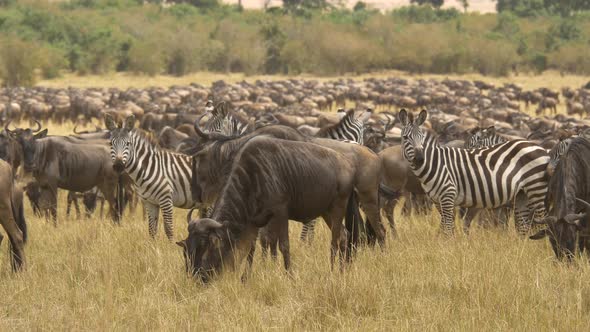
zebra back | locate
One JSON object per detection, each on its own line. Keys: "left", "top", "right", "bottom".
{"left": 465, "top": 126, "right": 508, "bottom": 149}
{"left": 316, "top": 108, "right": 366, "bottom": 145}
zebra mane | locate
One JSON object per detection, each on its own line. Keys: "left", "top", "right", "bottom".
{"left": 131, "top": 128, "right": 160, "bottom": 148}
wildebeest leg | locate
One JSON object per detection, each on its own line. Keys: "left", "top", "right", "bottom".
{"left": 144, "top": 201, "right": 160, "bottom": 238}
{"left": 241, "top": 239, "right": 257, "bottom": 282}
{"left": 259, "top": 223, "right": 279, "bottom": 260}
{"left": 462, "top": 208, "right": 481, "bottom": 234}
{"left": 73, "top": 196, "right": 81, "bottom": 219}
{"left": 48, "top": 187, "right": 58, "bottom": 227}
{"left": 381, "top": 196, "right": 399, "bottom": 231}
{"left": 66, "top": 192, "right": 74, "bottom": 218}
{"left": 358, "top": 189, "right": 386, "bottom": 245}
{"left": 99, "top": 198, "right": 105, "bottom": 220}
{"left": 100, "top": 186, "right": 120, "bottom": 224}
{"left": 160, "top": 195, "right": 174, "bottom": 240}
{"left": 0, "top": 202, "right": 26, "bottom": 271}
{"left": 324, "top": 199, "right": 349, "bottom": 270}
{"left": 276, "top": 219, "right": 290, "bottom": 271}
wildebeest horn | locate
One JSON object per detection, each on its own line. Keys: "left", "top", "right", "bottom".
{"left": 194, "top": 111, "right": 210, "bottom": 140}
{"left": 187, "top": 208, "right": 196, "bottom": 224}
{"left": 32, "top": 120, "right": 42, "bottom": 133}
{"left": 73, "top": 124, "right": 83, "bottom": 134}
{"left": 188, "top": 218, "right": 223, "bottom": 234}
{"left": 564, "top": 213, "right": 586, "bottom": 225}
{"left": 534, "top": 216, "right": 558, "bottom": 225}
{"left": 4, "top": 120, "right": 13, "bottom": 134}
{"left": 576, "top": 197, "right": 590, "bottom": 211}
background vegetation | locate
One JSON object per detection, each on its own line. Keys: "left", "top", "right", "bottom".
{"left": 2, "top": 0, "right": 590, "bottom": 86}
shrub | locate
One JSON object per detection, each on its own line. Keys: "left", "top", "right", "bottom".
{"left": 0, "top": 36, "right": 39, "bottom": 86}
{"left": 548, "top": 44, "right": 590, "bottom": 74}
{"left": 127, "top": 40, "right": 163, "bottom": 76}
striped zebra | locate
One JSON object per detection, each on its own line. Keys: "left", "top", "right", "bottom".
{"left": 547, "top": 138, "right": 573, "bottom": 176}
{"left": 400, "top": 109, "right": 549, "bottom": 235}
{"left": 300, "top": 108, "right": 368, "bottom": 243}
{"left": 105, "top": 114, "right": 194, "bottom": 240}
{"left": 465, "top": 126, "right": 507, "bottom": 149}
{"left": 203, "top": 100, "right": 250, "bottom": 136}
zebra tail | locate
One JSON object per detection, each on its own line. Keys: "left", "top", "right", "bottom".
{"left": 379, "top": 182, "right": 401, "bottom": 201}
{"left": 345, "top": 191, "right": 362, "bottom": 261}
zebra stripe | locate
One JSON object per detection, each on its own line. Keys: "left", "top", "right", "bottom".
{"left": 465, "top": 126, "right": 507, "bottom": 149}
{"left": 204, "top": 101, "right": 249, "bottom": 136}
{"left": 110, "top": 130, "right": 193, "bottom": 239}
{"left": 400, "top": 110, "right": 548, "bottom": 235}
{"left": 300, "top": 109, "right": 365, "bottom": 243}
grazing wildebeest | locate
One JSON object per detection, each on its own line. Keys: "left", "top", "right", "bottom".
{"left": 530, "top": 138, "right": 590, "bottom": 260}
{"left": 0, "top": 128, "right": 23, "bottom": 175}
{"left": 399, "top": 109, "right": 549, "bottom": 235}
{"left": 13, "top": 126, "right": 123, "bottom": 225}
{"left": 105, "top": 114, "right": 195, "bottom": 240}
{"left": 0, "top": 160, "right": 27, "bottom": 271}
{"left": 191, "top": 122, "right": 386, "bottom": 247}
{"left": 67, "top": 187, "right": 104, "bottom": 219}
{"left": 180, "top": 137, "right": 361, "bottom": 282}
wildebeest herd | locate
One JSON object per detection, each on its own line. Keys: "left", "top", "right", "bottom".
{"left": 1, "top": 77, "right": 590, "bottom": 281}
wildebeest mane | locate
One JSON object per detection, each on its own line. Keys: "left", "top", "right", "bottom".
{"left": 547, "top": 137, "right": 590, "bottom": 217}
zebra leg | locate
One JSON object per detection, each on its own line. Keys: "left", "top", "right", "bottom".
{"left": 300, "top": 219, "right": 316, "bottom": 243}
{"left": 513, "top": 192, "right": 532, "bottom": 236}
{"left": 160, "top": 196, "right": 175, "bottom": 240}
{"left": 437, "top": 197, "right": 456, "bottom": 236}
{"left": 144, "top": 201, "right": 160, "bottom": 238}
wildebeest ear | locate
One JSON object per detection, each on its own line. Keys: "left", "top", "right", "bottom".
{"left": 104, "top": 113, "right": 116, "bottom": 131}
{"left": 485, "top": 126, "right": 496, "bottom": 135}
{"left": 416, "top": 109, "right": 428, "bottom": 126}
{"left": 398, "top": 109, "right": 408, "bottom": 126}
{"left": 34, "top": 129, "right": 48, "bottom": 139}
{"left": 529, "top": 229, "right": 548, "bottom": 240}
{"left": 124, "top": 115, "right": 135, "bottom": 130}
{"left": 176, "top": 240, "right": 186, "bottom": 249}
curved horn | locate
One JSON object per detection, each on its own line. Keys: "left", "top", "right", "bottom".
{"left": 73, "top": 124, "right": 83, "bottom": 135}
{"left": 576, "top": 197, "right": 590, "bottom": 211}
{"left": 564, "top": 213, "right": 586, "bottom": 225}
{"left": 32, "top": 120, "right": 42, "bottom": 133}
{"left": 4, "top": 120, "right": 13, "bottom": 134}
{"left": 187, "top": 208, "right": 196, "bottom": 224}
{"left": 194, "top": 112, "right": 211, "bottom": 140}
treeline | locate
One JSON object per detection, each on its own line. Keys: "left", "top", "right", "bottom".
{"left": 1, "top": 0, "right": 590, "bottom": 86}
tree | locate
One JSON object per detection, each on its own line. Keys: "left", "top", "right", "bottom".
{"left": 460, "top": 0, "right": 468, "bottom": 12}
{"left": 283, "top": 0, "right": 330, "bottom": 11}
{"left": 410, "top": 0, "right": 444, "bottom": 8}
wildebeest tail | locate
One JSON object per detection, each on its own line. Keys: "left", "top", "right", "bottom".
{"left": 345, "top": 191, "right": 363, "bottom": 260}
{"left": 379, "top": 182, "right": 400, "bottom": 201}
{"left": 11, "top": 195, "right": 27, "bottom": 244}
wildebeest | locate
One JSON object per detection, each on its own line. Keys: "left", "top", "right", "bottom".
{"left": 180, "top": 137, "right": 362, "bottom": 282}
{"left": 13, "top": 126, "right": 123, "bottom": 224}
{"left": 530, "top": 137, "right": 590, "bottom": 260}
{"left": 0, "top": 160, "right": 27, "bottom": 271}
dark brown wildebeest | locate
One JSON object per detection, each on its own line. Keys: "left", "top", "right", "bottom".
{"left": 158, "top": 126, "right": 189, "bottom": 151}
{"left": 67, "top": 187, "right": 105, "bottom": 219}
{"left": 14, "top": 127, "right": 123, "bottom": 225}
{"left": 180, "top": 137, "right": 361, "bottom": 282}
{"left": 0, "top": 160, "right": 27, "bottom": 271}
{"left": 530, "top": 138, "right": 590, "bottom": 260}
{"left": 0, "top": 129, "right": 22, "bottom": 176}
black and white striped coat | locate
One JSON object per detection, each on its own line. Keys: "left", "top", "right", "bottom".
{"left": 106, "top": 115, "right": 194, "bottom": 240}
{"left": 400, "top": 109, "right": 548, "bottom": 235}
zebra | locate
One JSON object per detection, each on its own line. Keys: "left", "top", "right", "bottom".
{"left": 465, "top": 126, "right": 507, "bottom": 149}
{"left": 399, "top": 109, "right": 549, "bottom": 235}
{"left": 300, "top": 108, "right": 369, "bottom": 243}
{"left": 547, "top": 137, "right": 574, "bottom": 177}
{"left": 203, "top": 100, "right": 250, "bottom": 137}
{"left": 105, "top": 114, "right": 194, "bottom": 240}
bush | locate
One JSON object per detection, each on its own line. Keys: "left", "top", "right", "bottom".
{"left": 128, "top": 40, "right": 163, "bottom": 76}
{"left": 39, "top": 46, "right": 67, "bottom": 79}
{"left": 0, "top": 36, "right": 39, "bottom": 86}
{"left": 548, "top": 44, "right": 590, "bottom": 74}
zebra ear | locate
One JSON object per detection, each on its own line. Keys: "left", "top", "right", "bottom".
{"left": 124, "top": 115, "right": 135, "bottom": 130}
{"left": 485, "top": 126, "right": 496, "bottom": 135}
{"left": 104, "top": 113, "right": 116, "bottom": 131}
{"left": 398, "top": 109, "right": 408, "bottom": 126}
{"left": 416, "top": 109, "right": 428, "bottom": 126}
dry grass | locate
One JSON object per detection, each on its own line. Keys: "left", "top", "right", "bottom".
{"left": 1, "top": 79, "right": 589, "bottom": 330}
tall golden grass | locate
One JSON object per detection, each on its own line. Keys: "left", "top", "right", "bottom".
{"left": 1, "top": 76, "right": 589, "bottom": 330}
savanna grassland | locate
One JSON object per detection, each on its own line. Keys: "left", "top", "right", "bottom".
{"left": 0, "top": 71, "right": 589, "bottom": 330}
